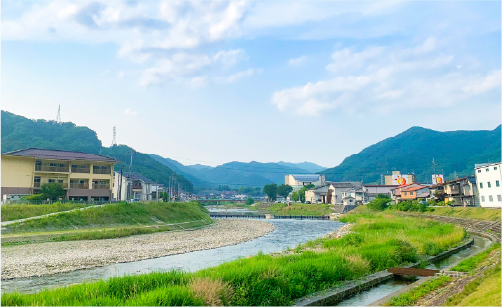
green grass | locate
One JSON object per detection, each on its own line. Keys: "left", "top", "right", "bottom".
{"left": 263, "top": 203, "right": 333, "bottom": 216}
{"left": 1, "top": 220, "right": 211, "bottom": 246}
{"left": 1, "top": 212, "right": 466, "bottom": 306}
{"left": 448, "top": 263, "right": 501, "bottom": 306}
{"left": 386, "top": 275, "right": 452, "bottom": 306}
{"left": 451, "top": 243, "right": 501, "bottom": 272}
{"left": 3, "top": 201, "right": 212, "bottom": 234}
{"left": 423, "top": 207, "right": 501, "bottom": 221}
{"left": 1, "top": 202, "right": 92, "bottom": 222}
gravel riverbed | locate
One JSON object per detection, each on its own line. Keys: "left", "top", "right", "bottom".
{"left": 1, "top": 219, "right": 275, "bottom": 279}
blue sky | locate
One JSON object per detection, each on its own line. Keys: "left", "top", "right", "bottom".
{"left": 2, "top": 1, "right": 501, "bottom": 168}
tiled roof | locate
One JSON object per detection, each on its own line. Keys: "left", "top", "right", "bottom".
{"left": 402, "top": 186, "right": 427, "bottom": 192}
{"left": 122, "top": 172, "right": 154, "bottom": 183}
{"left": 3, "top": 148, "right": 118, "bottom": 162}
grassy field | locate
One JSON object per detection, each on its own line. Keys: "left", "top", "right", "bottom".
{"left": 424, "top": 207, "right": 501, "bottom": 221}
{"left": 386, "top": 276, "right": 452, "bottom": 306}
{"left": 450, "top": 263, "right": 501, "bottom": 306}
{"left": 1, "top": 202, "right": 213, "bottom": 244}
{"left": 1, "top": 211, "right": 466, "bottom": 306}
{"left": 256, "top": 203, "right": 334, "bottom": 216}
{"left": 1, "top": 202, "right": 93, "bottom": 222}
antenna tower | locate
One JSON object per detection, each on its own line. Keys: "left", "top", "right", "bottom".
{"left": 111, "top": 126, "right": 117, "bottom": 146}
{"left": 56, "top": 104, "right": 61, "bottom": 123}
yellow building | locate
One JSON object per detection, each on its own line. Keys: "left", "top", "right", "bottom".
{"left": 1, "top": 148, "right": 119, "bottom": 202}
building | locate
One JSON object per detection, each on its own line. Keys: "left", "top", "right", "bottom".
{"left": 285, "top": 174, "right": 325, "bottom": 192}
{"left": 440, "top": 176, "right": 478, "bottom": 206}
{"left": 384, "top": 171, "right": 416, "bottom": 186}
{"left": 475, "top": 162, "right": 502, "bottom": 208}
{"left": 113, "top": 172, "right": 153, "bottom": 201}
{"left": 2, "top": 148, "right": 118, "bottom": 202}
{"left": 400, "top": 185, "right": 430, "bottom": 201}
{"left": 391, "top": 183, "right": 424, "bottom": 202}
{"left": 304, "top": 182, "right": 362, "bottom": 205}
{"left": 362, "top": 185, "right": 399, "bottom": 202}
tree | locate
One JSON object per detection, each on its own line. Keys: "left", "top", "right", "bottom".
{"left": 40, "top": 183, "right": 66, "bottom": 201}
{"left": 263, "top": 184, "right": 278, "bottom": 201}
{"left": 291, "top": 191, "right": 299, "bottom": 202}
{"left": 277, "top": 184, "right": 293, "bottom": 199}
{"left": 245, "top": 197, "right": 254, "bottom": 206}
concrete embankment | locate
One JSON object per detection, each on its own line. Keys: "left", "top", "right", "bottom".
{"left": 1, "top": 219, "right": 275, "bottom": 280}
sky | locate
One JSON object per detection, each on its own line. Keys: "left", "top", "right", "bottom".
{"left": 2, "top": 0, "right": 501, "bottom": 168}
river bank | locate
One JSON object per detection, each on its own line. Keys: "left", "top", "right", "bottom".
{"left": 1, "top": 219, "right": 275, "bottom": 280}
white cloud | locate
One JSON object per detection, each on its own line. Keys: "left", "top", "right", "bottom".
{"left": 124, "top": 108, "right": 138, "bottom": 116}
{"left": 272, "top": 38, "right": 501, "bottom": 116}
{"left": 213, "top": 68, "right": 260, "bottom": 84}
{"left": 117, "top": 71, "right": 125, "bottom": 78}
{"left": 288, "top": 56, "right": 306, "bottom": 66}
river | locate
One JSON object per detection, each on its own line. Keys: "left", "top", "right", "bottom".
{"left": 1, "top": 217, "right": 343, "bottom": 294}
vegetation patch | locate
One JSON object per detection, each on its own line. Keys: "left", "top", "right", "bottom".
{"left": 386, "top": 275, "right": 452, "bottom": 306}
{"left": 1, "top": 212, "right": 466, "bottom": 306}
{"left": 2, "top": 201, "right": 212, "bottom": 235}
{"left": 1, "top": 202, "right": 92, "bottom": 222}
{"left": 264, "top": 203, "right": 333, "bottom": 216}
{"left": 423, "top": 206, "right": 501, "bottom": 221}
{"left": 451, "top": 243, "right": 501, "bottom": 272}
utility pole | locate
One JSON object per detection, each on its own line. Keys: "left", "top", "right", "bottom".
{"left": 129, "top": 150, "right": 133, "bottom": 202}
{"left": 432, "top": 158, "right": 439, "bottom": 184}
{"left": 111, "top": 126, "right": 117, "bottom": 146}
{"left": 118, "top": 166, "right": 123, "bottom": 201}
{"left": 56, "top": 104, "right": 61, "bottom": 123}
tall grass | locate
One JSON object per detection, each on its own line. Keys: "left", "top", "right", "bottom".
{"left": 2, "top": 213, "right": 466, "bottom": 306}
{"left": 4, "top": 201, "right": 212, "bottom": 234}
{"left": 1, "top": 202, "right": 91, "bottom": 222}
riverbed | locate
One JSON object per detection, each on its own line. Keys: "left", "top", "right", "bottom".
{"left": 2, "top": 218, "right": 343, "bottom": 293}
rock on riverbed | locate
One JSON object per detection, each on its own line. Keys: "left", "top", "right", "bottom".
{"left": 1, "top": 219, "right": 275, "bottom": 279}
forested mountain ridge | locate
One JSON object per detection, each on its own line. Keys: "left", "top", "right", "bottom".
{"left": 321, "top": 125, "right": 502, "bottom": 184}
{"left": 1, "top": 111, "right": 193, "bottom": 192}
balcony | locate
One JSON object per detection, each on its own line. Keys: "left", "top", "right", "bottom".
{"left": 71, "top": 167, "right": 90, "bottom": 174}
{"left": 93, "top": 184, "right": 110, "bottom": 190}
{"left": 93, "top": 168, "right": 111, "bottom": 175}
{"left": 35, "top": 165, "right": 69, "bottom": 173}
{"left": 70, "top": 183, "right": 90, "bottom": 189}
{"left": 133, "top": 184, "right": 143, "bottom": 190}
{"left": 34, "top": 182, "right": 68, "bottom": 189}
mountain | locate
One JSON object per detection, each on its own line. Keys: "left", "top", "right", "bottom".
{"left": 1, "top": 111, "right": 193, "bottom": 192}
{"left": 321, "top": 125, "right": 502, "bottom": 183}
{"left": 1, "top": 111, "right": 102, "bottom": 154}
{"left": 149, "top": 154, "right": 209, "bottom": 187}
{"left": 277, "top": 161, "right": 326, "bottom": 173}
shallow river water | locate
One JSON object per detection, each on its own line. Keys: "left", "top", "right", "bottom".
{"left": 2, "top": 218, "right": 343, "bottom": 294}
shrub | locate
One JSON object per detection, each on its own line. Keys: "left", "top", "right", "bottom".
{"left": 367, "top": 198, "right": 391, "bottom": 211}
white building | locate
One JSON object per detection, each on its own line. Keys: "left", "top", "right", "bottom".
{"left": 475, "top": 162, "right": 502, "bottom": 207}
{"left": 113, "top": 172, "right": 153, "bottom": 201}
{"left": 285, "top": 174, "right": 325, "bottom": 192}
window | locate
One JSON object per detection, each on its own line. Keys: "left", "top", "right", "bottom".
{"left": 489, "top": 195, "right": 493, "bottom": 202}
{"left": 486, "top": 168, "right": 489, "bottom": 172}
{"left": 496, "top": 181, "right": 500, "bottom": 187}
{"left": 481, "top": 196, "right": 485, "bottom": 202}
{"left": 477, "top": 169, "right": 481, "bottom": 173}
{"left": 498, "top": 195, "right": 502, "bottom": 202}
{"left": 488, "top": 182, "right": 492, "bottom": 188}
{"left": 495, "top": 167, "right": 498, "bottom": 170}
{"left": 34, "top": 177, "right": 41, "bottom": 183}
{"left": 404, "top": 192, "right": 407, "bottom": 196}
{"left": 48, "top": 179, "right": 55, "bottom": 183}
{"left": 480, "top": 183, "right": 483, "bottom": 189}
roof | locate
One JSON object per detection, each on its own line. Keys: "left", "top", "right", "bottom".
{"left": 402, "top": 186, "right": 428, "bottom": 192}
{"left": 291, "top": 174, "right": 322, "bottom": 182}
{"left": 475, "top": 162, "right": 501, "bottom": 169}
{"left": 3, "top": 148, "right": 118, "bottom": 163}
{"left": 328, "top": 181, "right": 362, "bottom": 188}
{"left": 363, "top": 185, "right": 399, "bottom": 187}
{"left": 122, "top": 172, "right": 154, "bottom": 183}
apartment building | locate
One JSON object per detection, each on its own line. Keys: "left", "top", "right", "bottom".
{"left": 1, "top": 148, "right": 118, "bottom": 202}
{"left": 441, "top": 176, "right": 478, "bottom": 206}
{"left": 304, "top": 182, "right": 362, "bottom": 205}
{"left": 475, "top": 162, "right": 502, "bottom": 208}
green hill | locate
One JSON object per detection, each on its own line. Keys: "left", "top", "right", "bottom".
{"left": 1, "top": 111, "right": 193, "bottom": 192}
{"left": 321, "top": 125, "right": 501, "bottom": 183}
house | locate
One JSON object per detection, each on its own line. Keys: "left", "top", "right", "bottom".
{"left": 439, "top": 176, "right": 478, "bottom": 206}
{"left": 363, "top": 185, "right": 399, "bottom": 202}
{"left": 391, "top": 183, "right": 425, "bottom": 202}
{"left": 113, "top": 172, "right": 153, "bottom": 201}
{"left": 400, "top": 185, "right": 430, "bottom": 201}
{"left": 152, "top": 183, "right": 164, "bottom": 200}
{"left": 1, "top": 148, "right": 118, "bottom": 202}
{"left": 304, "top": 182, "right": 362, "bottom": 205}
{"left": 285, "top": 174, "right": 325, "bottom": 192}
{"left": 384, "top": 171, "right": 416, "bottom": 186}
{"left": 475, "top": 162, "right": 502, "bottom": 208}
